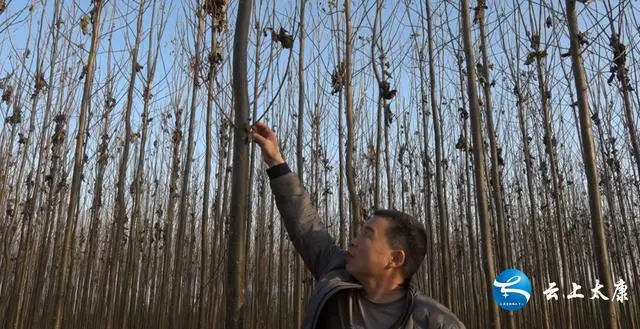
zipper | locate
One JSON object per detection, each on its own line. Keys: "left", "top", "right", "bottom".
{"left": 310, "top": 282, "right": 361, "bottom": 329}
{"left": 398, "top": 286, "right": 416, "bottom": 329}
{"left": 309, "top": 282, "right": 415, "bottom": 329}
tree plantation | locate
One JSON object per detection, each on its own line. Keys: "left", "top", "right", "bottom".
{"left": 0, "top": 0, "right": 638, "bottom": 328}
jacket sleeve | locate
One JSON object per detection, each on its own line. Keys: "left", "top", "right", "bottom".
{"left": 269, "top": 164, "right": 344, "bottom": 280}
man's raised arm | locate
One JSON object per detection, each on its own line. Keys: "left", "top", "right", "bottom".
{"left": 252, "top": 122, "right": 343, "bottom": 279}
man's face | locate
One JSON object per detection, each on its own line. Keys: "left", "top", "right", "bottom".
{"left": 346, "top": 216, "right": 396, "bottom": 280}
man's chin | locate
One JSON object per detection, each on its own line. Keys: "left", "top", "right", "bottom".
{"left": 345, "top": 262, "right": 354, "bottom": 274}
{"left": 345, "top": 266, "right": 365, "bottom": 283}
{"left": 345, "top": 263, "right": 358, "bottom": 277}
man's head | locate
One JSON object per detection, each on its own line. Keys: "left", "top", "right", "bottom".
{"left": 346, "top": 209, "right": 427, "bottom": 285}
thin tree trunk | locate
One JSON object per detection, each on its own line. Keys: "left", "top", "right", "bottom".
{"left": 107, "top": 1, "right": 145, "bottom": 327}
{"left": 157, "top": 104, "right": 183, "bottom": 329}
{"left": 12, "top": 2, "right": 62, "bottom": 327}
{"left": 294, "top": 0, "right": 306, "bottom": 327}
{"left": 533, "top": 29, "right": 574, "bottom": 329}
{"left": 171, "top": 6, "right": 205, "bottom": 327}
{"left": 210, "top": 108, "right": 229, "bottom": 327}
{"left": 4, "top": 15, "right": 46, "bottom": 323}
{"left": 225, "top": 0, "right": 252, "bottom": 325}
{"left": 79, "top": 13, "right": 116, "bottom": 328}
{"left": 475, "top": 3, "right": 514, "bottom": 327}
{"left": 344, "top": 0, "right": 361, "bottom": 236}
{"left": 498, "top": 10, "right": 550, "bottom": 327}
{"left": 475, "top": 0, "right": 511, "bottom": 274}
{"left": 603, "top": 7, "right": 640, "bottom": 183}
{"left": 371, "top": 0, "right": 382, "bottom": 209}
{"left": 425, "top": 0, "right": 451, "bottom": 308}
{"left": 459, "top": 1, "right": 501, "bottom": 328}
{"left": 565, "top": 2, "right": 618, "bottom": 329}
{"left": 29, "top": 37, "right": 75, "bottom": 329}
{"left": 329, "top": 5, "right": 346, "bottom": 249}
{"left": 127, "top": 2, "right": 162, "bottom": 327}
{"left": 199, "top": 5, "right": 221, "bottom": 328}
{"left": 414, "top": 0, "right": 434, "bottom": 297}
{"left": 53, "top": 2, "right": 103, "bottom": 328}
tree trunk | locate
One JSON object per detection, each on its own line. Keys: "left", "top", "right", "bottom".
{"left": 426, "top": 0, "right": 451, "bottom": 308}
{"left": 107, "top": 1, "right": 145, "bottom": 327}
{"left": 199, "top": 7, "right": 221, "bottom": 328}
{"left": 225, "top": 0, "right": 252, "bottom": 325}
{"left": 344, "top": 0, "right": 362, "bottom": 236}
{"left": 414, "top": 0, "right": 434, "bottom": 297}
{"left": 29, "top": 40, "right": 75, "bottom": 328}
{"left": 475, "top": 0, "right": 511, "bottom": 274}
{"left": 565, "top": 2, "right": 618, "bottom": 329}
{"left": 78, "top": 14, "right": 116, "bottom": 328}
{"left": 294, "top": 0, "right": 306, "bottom": 327}
{"left": 127, "top": 2, "right": 162, "bottom": 327}
{"left": 371, "top": 0, "right": 382, "bottom": 209}
{"left": 53, "top": 2, "right": 103, "bottom": 328}
{"left": 459, "top": 1, "right": 501, "bottom": 328}
{"left": 157, "top": 105, "right": 183, "bottom": 329}
{"left": 329, "top": 4, "right": 347, "bottom": 249}
{"left": 12, "top": 2, "right": 63, "bottom": 328}
{"left": 171, "top": 6, "right": 205, "bottom": 327}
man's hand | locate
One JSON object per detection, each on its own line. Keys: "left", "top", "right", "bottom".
{"left": 251, "top": 122, "right": 285, "bottom": 168}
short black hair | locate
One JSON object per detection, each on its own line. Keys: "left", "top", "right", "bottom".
{"left": 374, "top": 209, "right": 427, "bottom": 282}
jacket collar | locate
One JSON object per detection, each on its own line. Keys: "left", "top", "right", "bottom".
{"left": 305, "top": 269, "right": 419, "bottom": 329}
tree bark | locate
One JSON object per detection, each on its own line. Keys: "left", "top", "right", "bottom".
{"left": 199, "top": 6, "right": 221, "bottom": 328}
{"left": 459, "top": 1, "right": 501, "bottom": 328}
{"left": 294, "top": 0, "right": 306, "bottom": 327}
{"left": 171, "top": 6, "right": 205, "bottom": 327}
{"left": 225, "top": 0, "right": 252, "bottom": 325}
{"left": 107, "top": 1, "right": 145, "bottom": 327}
{"left": 344, "top": 0, "right": 362, "bottom": 236}
{"left": 426, "top": 0, "right": 451, "bottom": 308}
{"left": 53, "top": 2, "right": 103, "bottom": 328}
{"left": 565, "top": 2, "right": 618, "bottom": 329}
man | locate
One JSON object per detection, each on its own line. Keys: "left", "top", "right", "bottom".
{"left": 252, "top": 122, "right": 465, "bottom": 329}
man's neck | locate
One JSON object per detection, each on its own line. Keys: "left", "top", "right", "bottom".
{"left": 359, "top": 277, "right": 407, "bottom": 304}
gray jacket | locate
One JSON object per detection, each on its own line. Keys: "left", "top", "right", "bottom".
{"left": 270, "top": 167, "right": 466, "bottom": 329}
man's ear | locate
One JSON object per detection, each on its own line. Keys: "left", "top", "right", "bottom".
{"left": 389, "top": 250, "right": 406, "bottom": 269}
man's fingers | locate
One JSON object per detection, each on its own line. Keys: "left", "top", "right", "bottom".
{"left": 254, "top": 121, "right": 269, "bottom": 129}
{"left": 251, "top": 132, "right": 267, "bottom": 146}
{"left": 253, "top": 122, "right": 275, "bottom": 139}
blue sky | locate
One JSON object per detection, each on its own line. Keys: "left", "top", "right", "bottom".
{"left": 1, "top": 0, "right": 639, "bottom": 198}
